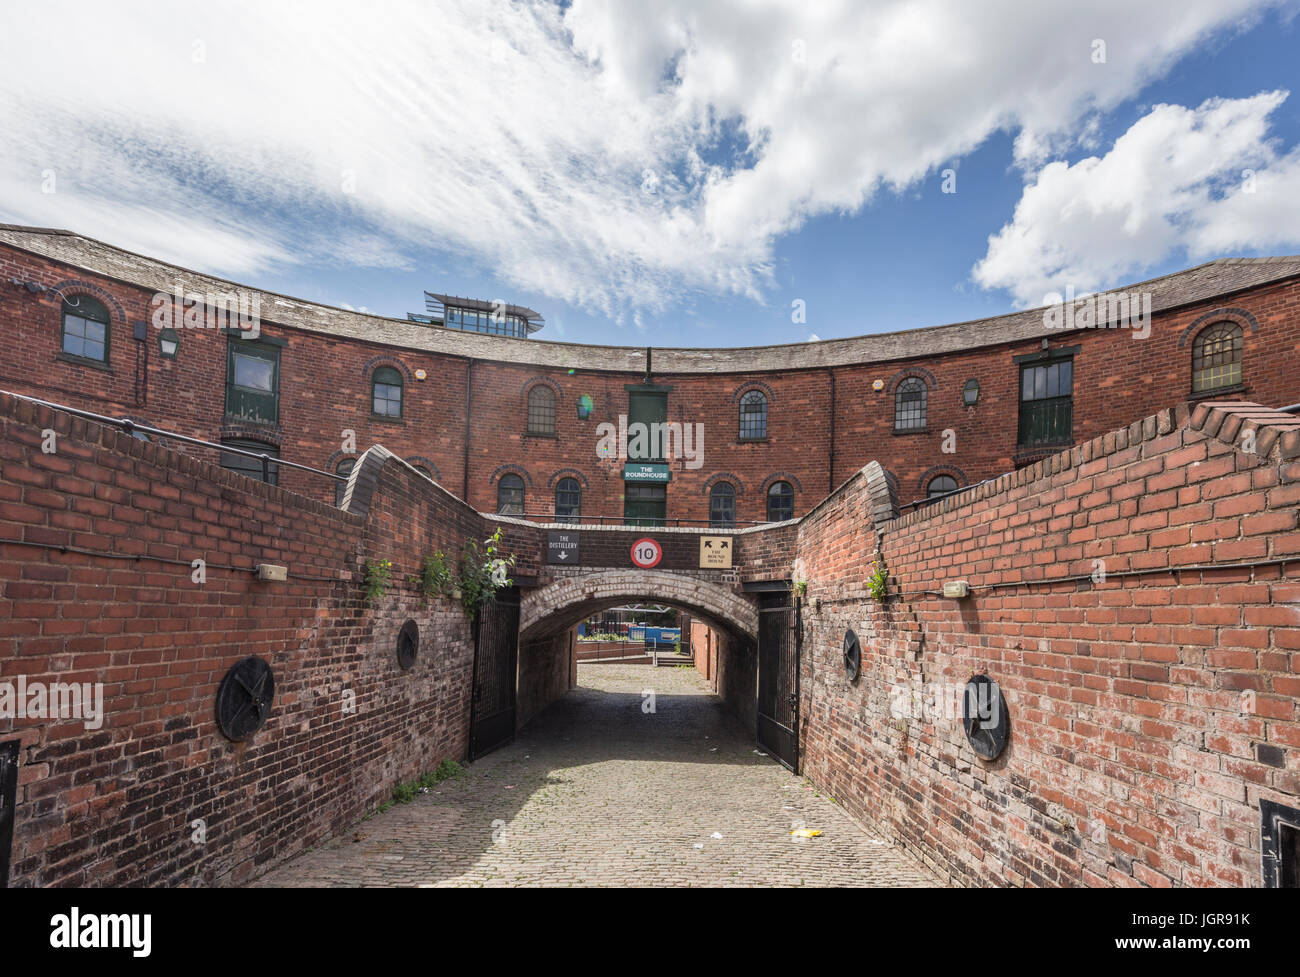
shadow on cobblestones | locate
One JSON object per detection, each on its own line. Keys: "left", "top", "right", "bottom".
{"left": 253, "top": 664, "right": 939, "bottom": 887}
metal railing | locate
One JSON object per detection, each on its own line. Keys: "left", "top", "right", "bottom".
{"left": 1, "top": 390, "right": 347, "bottom": 488}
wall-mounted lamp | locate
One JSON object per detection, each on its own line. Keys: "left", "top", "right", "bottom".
{"left": 962, "top": 378, "right": 980, "bottom": 406}
{"left": 158, "top": 327, "right": 180, "bottom": 358}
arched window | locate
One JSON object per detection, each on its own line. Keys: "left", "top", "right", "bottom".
{"left": 334, "top": 458, "right": 355, "bottom": 507}
{"left": 554, "top": 477, "right": 581, "bottom": 523}
{"left": 372, "top": 367, "right": 403, "bottom": 418}
{"left": 710, "top": 482, "right": 736, "bottom": 528}
{"left": 894, "top": 377, "right": 927, "bottom": 431}
{"left": 61, "top": 295, "right": 110, "bottom": 363}
{"left": 412, "top": 464, "right": 433, "bottom": 481}
{"left": 926, "top": 474, "right": 958, "bottom": 500}
{"left": 1192, "top": 323, "right": 1243, "bottom": 392}
{"left": 738, "top": 391, "right": 767, "bottom": 440}
{"left": 497, "top": 474, "right": 525, "bottom": 515}
{"left": 766, "top": 481, "right": 794, "bottom": 522}
{"left": 527, "top": 386, "right": 556, "bottom": 435}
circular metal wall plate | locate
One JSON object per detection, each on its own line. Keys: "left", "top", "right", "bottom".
{"left": 397, "top": 619, "right": 419, "bottom": 669}
{"left": 216, "top": 656, "right": 275, "bottom": 742}
{"left": 962, "top": 674, "right": 1009, "bottom": 760}
{"left": 843, "top": 629, "right": 861, "bottom": 682}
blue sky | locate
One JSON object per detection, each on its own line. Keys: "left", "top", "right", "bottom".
{"left": 3, "top": 1, "right": 1300, "bottom": 348}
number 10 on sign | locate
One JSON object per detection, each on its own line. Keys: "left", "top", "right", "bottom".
{"left": 631, "top": 537, "right": 662, "bottom": 568}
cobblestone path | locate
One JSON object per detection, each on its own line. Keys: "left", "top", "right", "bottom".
{"left": 255, "top": 663, "right": 939, "bottom": 887}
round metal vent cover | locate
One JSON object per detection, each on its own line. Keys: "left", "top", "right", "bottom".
{"left": 962, "top": 674, "right": 1009, "bottom": 760}
{"left": 843, "top": 629, "right": 861, "bottom": 682}
{"left": 216, "top": 656, "right": 275, "bottom": 742}
{"left": 397, "top": 619, "right": 419, "bottom": 670}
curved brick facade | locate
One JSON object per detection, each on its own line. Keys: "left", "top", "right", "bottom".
{"left": 1, "top": 224, "right": 1298, "bottom": 528}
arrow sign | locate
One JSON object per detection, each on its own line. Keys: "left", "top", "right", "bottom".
{"left": 546, "top": 531, "right": 580, "bottom": 565}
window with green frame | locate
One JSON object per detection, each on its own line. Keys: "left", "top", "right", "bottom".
{"left": 219, "top": 438, "right": 279, "bottom": 485}
{"left": 226, "top": 339, "right": 280, "bottom": 424}
{"left": 623, "top": 483, "right": 666, "bottom": 526}
{"left": 334, "top": 458, "right": 355, "bottom": 507}
{"left": 627, "top": 390, "right": 667, "bottom": 462}
{"left": 61, "top": 295, "right": 110, "bottom": 363}
{"left": 372, "top": 366, "right": 403, "bottom": 418}
{"left": 1017, "top": 358, "right": 1073, "bottom": 446}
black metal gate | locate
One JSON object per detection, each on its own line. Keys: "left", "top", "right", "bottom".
{"left": 468, "top": 587, "right": 520, "bottom": 761}
{"left": 0, "top": 740, "right": 18, "bottom": 888}
{"left": 756, "top": 593, "right": 800, "bottom": 770}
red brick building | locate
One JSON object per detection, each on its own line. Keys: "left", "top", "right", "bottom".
{"left": 1, "top": 223, "right": 1297, "bottom": 523}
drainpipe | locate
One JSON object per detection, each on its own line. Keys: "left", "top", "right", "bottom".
{"left": 463, "top": 358, "right": 474, "bottom": 502}
{"left": 827, "top": 367, "right": 836, "bottom": 494}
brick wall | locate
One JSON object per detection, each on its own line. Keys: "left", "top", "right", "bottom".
{"left": 518, "top": 630, "right": 575, "bottom": 727}
{"left": 793, "top": 402, "right": 1300, "bottom": 886}
{"left": 0, "top": 392, "right": 495, "bottom": 887}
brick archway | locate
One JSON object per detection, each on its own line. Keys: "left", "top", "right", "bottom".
{"left": 520, "top": 569, "right": 759, "bottom": 642}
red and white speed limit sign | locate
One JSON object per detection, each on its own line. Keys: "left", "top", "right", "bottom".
{"left": 630, "top": 537, "right": 663, "bottom": 568}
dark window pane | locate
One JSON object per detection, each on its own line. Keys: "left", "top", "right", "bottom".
{"left": 927, "top": 475, "right": 959, "bottom": 500}
{"left": 739, "top": 392, "right": 767, "bottom": 440}
{"left": 61, "top": 296, "right": 110, "bottom": 363}
{"left": 528, "top": 387, "right": 556, "bottom": 435}
{"left": 1192, "top": 323, "right": 1243, "bottom": 392}
{"left": 220, "top": 439, "right": 279, "bottom": 486}
{"left": 710, "top": 482, "right": 736, "bottom": 528}
{"left": 767, "top": 481, "right": 794, "bottom": 522}
{"left": 232, "top": 352, "right": 275, "bottom": 391}
{"left": 497, "top": 474, "right": 525, "bottom": 515}
{"left": 894, "top": 378, "right": 927, "bottom": 431}
{"left": 372, "top": 367, "right": 403, "bottom": 417}
{"left": 555, "top": 477, "right": 581, "bottom": 523}
{"left": 334, "top": 458, "right": 355, "bottom": 507}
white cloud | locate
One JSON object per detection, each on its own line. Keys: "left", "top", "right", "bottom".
{"left": 973, "top": 91, "right": 1300, "bottom": 306}
{"left": 0, "top": 0, "right": 1288, "bottom": 317}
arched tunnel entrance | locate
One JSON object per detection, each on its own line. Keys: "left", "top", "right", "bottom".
{"left": 466, "top": 568, "right": 800, "bottom": 771}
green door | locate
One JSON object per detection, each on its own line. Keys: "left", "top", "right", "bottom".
{"left": 624, "top": 484, "right": 666, "bottom": 526}
{"left": 628, "top": 391, "right": 667, "bottom": 462}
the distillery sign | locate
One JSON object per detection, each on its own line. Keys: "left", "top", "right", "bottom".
{"left": 546, "top": 531, "right": 580, "bottom": 565}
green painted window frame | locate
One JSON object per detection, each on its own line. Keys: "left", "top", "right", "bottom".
{"left": 709, "top": 482, "right": 737, "bottom": 528}
{"left": 60, "top": 295, "right": 111, "bottom": 364}
{"left": 497, "top": 473, "right": 525, "bottom": 515}
{"left": 627, "top": 390, "right": 668, "bottom": 462}
{"left": 623, "top": 482, "right": 667, "bottom": 527}
{"left": 766, "top": 481, "right": 794, "bottom": 522}
{"left": 1017, "top": 358, "right": 1074, "bottom": 447}
{"left": 225, "top": 338, "right": 281, "bottom": 425}
{"left": 219, "top": 438, "right": 280, "bottom": 486}
{"left": 554, "top": 477, "right": 581, "bottom": 523}
{"left": 372, "top": 366, "right": 403, "bottom": 418}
